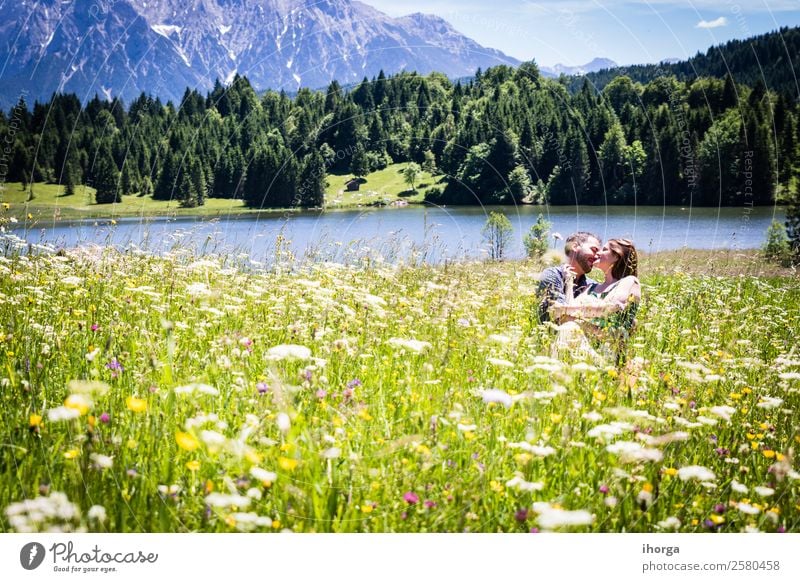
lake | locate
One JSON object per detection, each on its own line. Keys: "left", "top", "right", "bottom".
{"left": 10, "top": 204, "right": 784, "bottom": 264}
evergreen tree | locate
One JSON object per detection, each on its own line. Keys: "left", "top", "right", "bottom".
{"left": 93, "top": 147, "right": 121, "bottom": 204}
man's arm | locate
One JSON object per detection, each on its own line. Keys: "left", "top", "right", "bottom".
{"left": 537, "top": 267, "right": 565, "bottom": 323}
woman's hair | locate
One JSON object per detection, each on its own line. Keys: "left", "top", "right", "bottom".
{"left": 608, "top": 238, "right": 638, "bottom": 279}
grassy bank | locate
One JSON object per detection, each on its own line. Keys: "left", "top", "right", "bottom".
{"left": 0, "top": 163, "right": 439, "bottom": 221}
{"left": 0, "top": 242, "right": 797, "bottom": 533}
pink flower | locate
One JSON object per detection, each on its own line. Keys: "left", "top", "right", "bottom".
{"left": 99, "top": 412, "right": 110, "bottom": 424}
{"left": 403, "top": 491, "right": 419, "bottom": 505}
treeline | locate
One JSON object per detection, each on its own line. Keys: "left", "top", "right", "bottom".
{"left": 0, "top": 59, "right": 798, "bottom": 208}
{"left": 566, "top": 26, "right": 800, "bottom": 98}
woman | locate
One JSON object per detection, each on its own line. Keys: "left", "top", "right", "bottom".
{"left": 549, "top": 238, "right": 640, "bottom": 363}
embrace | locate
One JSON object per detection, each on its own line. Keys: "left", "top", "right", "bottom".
{"left": 537, "top": 232, "right": 640, "bottom": 364}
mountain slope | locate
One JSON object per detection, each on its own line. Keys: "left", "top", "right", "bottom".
{"left": 0, "top": 0, "right": 518, "bottom": 107}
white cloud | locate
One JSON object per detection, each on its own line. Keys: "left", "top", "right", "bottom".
{"left": 696, "top": 16, "right": 729, "bottom": 29}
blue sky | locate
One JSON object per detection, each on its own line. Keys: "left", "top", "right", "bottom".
{"left": 364, "top": 0, "right": 800, "bottom": 67}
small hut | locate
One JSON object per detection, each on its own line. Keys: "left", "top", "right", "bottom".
{"left": 345, "top": 178, "right": 361, "bottom": 192}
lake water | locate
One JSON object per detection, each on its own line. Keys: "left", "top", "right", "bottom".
{"left": 11, "top": 204, "right": 784, "bottom": 264}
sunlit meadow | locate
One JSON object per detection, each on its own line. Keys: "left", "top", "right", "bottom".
{"left": 1, "top": 231, "right": 798, "bottom": 533}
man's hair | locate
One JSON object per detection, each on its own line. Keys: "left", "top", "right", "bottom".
{"left": 564, "top": 231, "right": 599, "bottom": 256}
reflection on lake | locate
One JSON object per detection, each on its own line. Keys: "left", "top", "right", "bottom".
{"left": 11, "top": 204, "right": 784, "bottom": 264}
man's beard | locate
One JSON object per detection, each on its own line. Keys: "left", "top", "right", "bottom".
{"left": 576, "top": 253, "right": 594, "bottom": 274}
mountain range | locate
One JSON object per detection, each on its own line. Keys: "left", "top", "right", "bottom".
{"left": 540, "top": 57, "right": 617, "bottom": 78}
{"left": 0, "top": 0, "right": 519, "bottom": 107}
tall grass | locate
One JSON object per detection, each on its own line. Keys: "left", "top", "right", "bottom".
{"left": 0, "top": 240, "right": 798, "bottom": 532}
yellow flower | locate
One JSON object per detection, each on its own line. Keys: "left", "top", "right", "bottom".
{"left": 550, "top": 413, "right": 562, "bottom": 424}
{"left": 271, "top": 520, "right": 281, "bottom": 529}
{"left": 642, "top": 482, "right": 653, "bottom": 493}
{"left": 225, "top": 515, "right": 236, "bottom": 528}
{"left": 751, "top": 441, "right": 760, "bottom": 450}
{"left": 710, "top": 514, "right": 725, "bottom": 525}
{"left": 357, "top": 407, "right": 372, "bottom": 421}
{"left": 64, "top": 448, "right": 80, "bottom": 459}
{"left": 762, "top": 449, "right": 776, "bottom": 459}
{"left": 29, "top": 414, "right": 43, "bottom": 428}
{"left": 278, "top": 457, "right": 299, "bottom": 471}
{"left": 662, "top": 467, "right": 678, "bottom": 477}
{"left": 126, "top": 396, "right": 147, "bottom": 413}
{"left": 489, "top": 480, "right": 504, "bottom": 493}
{"left": 361, "top": 504, "right": 374, "bottom": 514}
{"left": 186, "top": 460, "right": 201, "bottom": 472}
{"left": 176, "top": 431, "right": 199, "bottom": 452}
{"left": 245, "top": 449, "right": 263, "bottom": 464}
{"left": 514, "top": 453, "right": 532, "bottom": 465}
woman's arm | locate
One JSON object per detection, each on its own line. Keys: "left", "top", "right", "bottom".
{"left": 550, "top": 277, "right": 640, "bottom": 320}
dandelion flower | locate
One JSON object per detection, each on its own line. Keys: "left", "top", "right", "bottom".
{"left": 125, "top": 396, "right": 147, "bottom": 413}
{"left": 175, "top": 431, "right": 200, "bottom": 452}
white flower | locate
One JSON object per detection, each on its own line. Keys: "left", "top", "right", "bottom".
{"left": 737, "top": 502, "right": 761, "bottom": 515}
{"left": 87, "top": 505, "right": 107, "bottom": 523}
{"left": 204, "top": 493, "right": 251, "bottom": 508}
{"left": 249, "top": 467, "right": 277, "bottom": 485}
{"left": 657, "top": 516, "right": 681, "bottom": 530}
{"left": 321, "top": 447, "right": 341, "bottom": 459}
{"left": 696, "top": 416, "right": 718, "bottom": 426}
{"left": 60, "top": 276, "right": 83, "bottom": 286}
{"left": 605, "top": 441, "right": 663, "bottom": 463}
{"left": 508, "top": 442, "right": 556, "bottom": 457}
{"left": 200, "top": 430, "right": 227, "bottom": 450}
{"left": 533, "top": 502, "right": 594, "bottom": 529}
{"left": 47, "top": 407, "right": 80, "bottom": 422}
{"left": 487, "top": 334, "right": 512, "bottom": 344}
{"left": 479, "top": 388, "right": 513, "bottom": 408}
{"left": 647, "top": 432, "right": 690, "bottom": 446}
{"left": 266, "top": 344, "right": 312, "bottom": 360}
{"left": 487, "top": 357, "right": 514, "bottom": 368}
{"left": 756, "top": 396, "right": 783, "bottom": 409}
{"left": 754, "top": 486, "right": 775, "bottom": 497}
{"left": 677, "top": 465, "right": 716, "bottom": 482}
{"left": 89, "top": 454, "right": 113, "bottom": 470}
{"left": 276, "top": 413, "right": 291, "bottom": 433}
{"left": 709, "top": 405, "right": 736, "bottom": 421}
{"left": 185, "top": 282, "right": 211, "bottom": 297}
{"left": 505, "top": 473, "right": 545, "bottom": 492}
{"left": 587, "top": 422, "right": 633, "bottom": 439}
{"left": 778, "top": 372, "right": 800, "bottom": 380}
{"left": 387, "top": 338, "right": 431, "bottom": 353}
{"left": 731, "top": 480, "right": 749, "bottom": 494}
{"left": 174, "top": 383, "right": 219, "bottom": 396}
{"left": 457, "top": 423, "right": 477, "bottom": 432}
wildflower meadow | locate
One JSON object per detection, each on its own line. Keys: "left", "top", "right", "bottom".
{"left": 1, "top": 240, "right": 798, "bottom": 533}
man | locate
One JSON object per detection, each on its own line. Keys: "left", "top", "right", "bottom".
{"left": 537, "top": 231, "right": 601, "bottom": 323}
